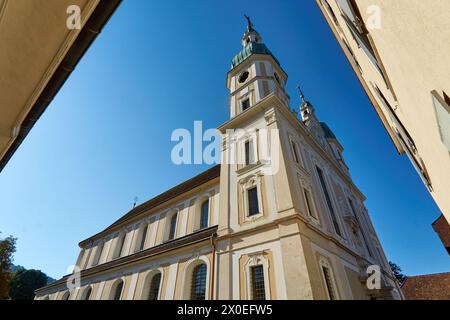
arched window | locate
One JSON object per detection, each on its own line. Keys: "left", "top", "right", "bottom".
{"left": 190, "top": 263, "right": 207, "bottom": 300}
{"left": 114, "top": 233, "right": 126, "bottom": 259}
{"left": 111, "top": 280, "right": 124, "bottom": 300}
{"left": 92, "top": 242, "right": 104, "bottom": 266}
{"left": 200, "top": 200, "right": 209, "bottom": 230}
{"left": 168, "top": 213, "right": 177, "bottom": 241}
{"left": 135, "top": 224, "right": 148, "bottom": 252}
{"left": 147, "top": 272, "right": 162, "bottom": 300}
{"left": 80, "top": 286, "right": 92, "bottom": 300}
{"left": 61, "top": 291, "right": 70, "bottom": 300}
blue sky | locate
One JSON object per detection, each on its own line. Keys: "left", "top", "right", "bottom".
{"left": 0, "top": 0, "right": 447, "bottom": 279}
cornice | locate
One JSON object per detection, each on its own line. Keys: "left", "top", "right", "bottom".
{"left": 36, "top": 226, "right": 218, "bottom": 294}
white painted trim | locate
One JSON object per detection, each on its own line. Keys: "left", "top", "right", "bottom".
{"left": 180, "top": 200, "right": 190, "bottom": 237}
{"left": 126, "top": 273, "right": 139, "bottom": 300}
{"left": 95, "top": 281, "right": 105, "bottom": 300}
{"left": 150, "top": 214, "right": 160, "bottom": 247}
{"left": 165, "top": 262, "right": 179, "bottom": 300}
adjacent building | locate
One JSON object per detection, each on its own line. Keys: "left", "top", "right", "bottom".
{"left": 432, "top": 215, "right": 450, "bottom": 255}
{"left": 35, "top": 19, "right": 402, "bottom": 300}
{"left": 316, "top": 0, "right": 450, "bottom": 221}
{"left": 0, "top": 0, "right": 121, "bottom": 173}
{"left": 402, "top": 272, "right": 450, "bottom": 300}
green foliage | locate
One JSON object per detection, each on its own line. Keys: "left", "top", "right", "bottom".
{"left": 9, "top": 269, "right": 48, "bottom": 300}
{"left": 0, "top": 233, "right": 17, "bottom": 299}
{"left": 389, "top": 261, "right": 407, "bottom": 285}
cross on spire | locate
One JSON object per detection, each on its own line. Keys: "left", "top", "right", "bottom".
{"left": 244, "top": 14, "right": 253, "bottom": 32}
{"left": 297, "top": 85, "right": 306, "bottom": 103}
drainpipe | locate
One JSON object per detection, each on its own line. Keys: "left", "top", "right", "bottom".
{"left": 210, "top": 234, "right": 217, "bottom": 300}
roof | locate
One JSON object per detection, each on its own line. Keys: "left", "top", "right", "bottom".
{"left": 432, "top": 214, "right": 450, "bottom": 255}
{"left": 0, "top": 0, "right": 122, "bottom": 173}
{"left": 231, "top": 42, "right": 280, "bottom": 69}
{"left": 401, "top": 272, "right": 450, "bottom": 300}
{"left": 320, "top": 122, "right": 337, "bottom": 140}
{"left": 79, "top": 165, "right": 221, "bottom": 247}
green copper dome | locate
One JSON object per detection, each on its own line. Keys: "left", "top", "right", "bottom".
{"left": 231, "top": 42, "right": 280, "bottom": 69}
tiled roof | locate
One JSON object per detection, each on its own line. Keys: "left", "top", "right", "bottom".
{"left": 401, "top": 272, "right": 450, "bottom": 300}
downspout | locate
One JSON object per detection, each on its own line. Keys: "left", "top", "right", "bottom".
{"left": 210, "top": 234, "right": 217, "bottom": 300}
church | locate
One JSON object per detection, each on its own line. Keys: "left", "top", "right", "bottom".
{"left": 35, "top": 18, "right": 402, "bottom": 300}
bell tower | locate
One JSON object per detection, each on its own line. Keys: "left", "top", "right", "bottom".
{"left": 226, "top": 16, "right": 290, "bottom": 118}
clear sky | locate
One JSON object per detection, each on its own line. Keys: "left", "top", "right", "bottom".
{"left": 0, "top": 0, "right": 448, "bottom": 279}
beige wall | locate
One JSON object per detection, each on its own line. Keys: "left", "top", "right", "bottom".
{"left": 318, "top": 0, "right": 450, "bottom": 221}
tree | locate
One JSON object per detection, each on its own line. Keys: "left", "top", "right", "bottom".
{"left": 389, "top": 261, "right": 407, "bottom": 285}
{"left": 0, "top": 233, "right": 17, "bottom": 299}
{"left": 9, "top": 268, "right": 48, "bottom": 300}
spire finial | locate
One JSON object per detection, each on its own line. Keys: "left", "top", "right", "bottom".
{"left": 244, "top": 14, "right": 253, "bottom": 32}
{"left": 297, "top": 85, "right": 306, "bottom": 103}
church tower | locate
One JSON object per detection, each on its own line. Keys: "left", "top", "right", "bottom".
{"left": 227, "top": 16, "right": 290, "bottom": 119}
{"left": 216, "top": 17, "right": 401, "bottom": 300}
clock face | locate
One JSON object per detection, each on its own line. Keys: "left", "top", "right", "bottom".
{"left": 239, "top": 71, "right": 249, "bottom": 83}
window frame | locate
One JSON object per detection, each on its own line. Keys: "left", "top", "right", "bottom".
{"left": 181, "top": 257, "right": 211, "bottom": 300}
{"left": 244, "top": 253, "right": 271, "bottom": 300}
{"left": 241, "top": 175, "right": 264, "bottom": 221}
{"left": 110, "top": 279, "right": 124, "bottom": 300}
{"left": 200, "top": 199, "right": 210, "bottom": 230}
{"left": 168, "top": 212, "right": 178, "bottom": 241}
{"left": 318, "top": 256, "right": 339, "bottom": 300}
{"left": 315, "top": 166, "right": 343, "bottom": 237}
{"left": 240, "top": 96, "right": 251, "bottom": 112}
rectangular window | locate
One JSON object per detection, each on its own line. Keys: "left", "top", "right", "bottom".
{"left": 303, "top": 188, "right": 317, "bottom": 219}
{"left": 241, "top": 98, "right": 250, "bottom": 111}
{"left": 432, "top": 90, "right": 450, "bottom": 151}
{"left": 291, "top": 141, "right": 300, "bottom": 164}
{"left": 168, "top": 214, "right": 177, "bottom": 240}
{"left": 348, "top": 198, "right": 373, "bottom": 257}
{"left": 316, "top": 167, "right": 342, "bottom": 236}
{"left": 139, "top": 225, "right": 148, "bottom": 251}
{"left": 322, "top": 266, "right": 337, "bottom": 300}
{"left": 248, "top": 187, "right": 260, "bottom": 216}
{"left": 250, "top": 265, "right": 266, "bottom": 300}
{"left": 244, "top": 140, "right": 255, "bottom": 165}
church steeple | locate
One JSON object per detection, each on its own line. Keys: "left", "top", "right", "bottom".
{"left": 227, "top": 16, "right": 290, "bottom": 118}
{"left": 298, "top": 85, "right": 316, "bottom": 124}
{"left": 242, "top": 15, "right": 263, "bottom": 46}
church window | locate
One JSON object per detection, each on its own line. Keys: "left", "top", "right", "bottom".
{"left": 250, "top": 265, "right": 266, "bottom": 300}
{"left": 200, "top": 200, "right": 209, "bottom": 229}
{"left": 248, "top": 187, "right": 260, "bottom": 216}
{"left": 303, "top": 188, "right": 317, "bottom": 219}
{"left": 291, "top": 140, "right": 300, "bottom": 164}
{"left": 274, "top": 72, "right": 280, "bottom": 84}
{"left": 322, "top": 266, "right": 337, "bottom": 300}
{"left": 190, "top": 263, "right": 207, "bottom": 300}
{"left": 80, "top": 286, "right": 92, "bottom": 300}
{"left": 316, "top": 166, "right": 342, "bottom": 236}
{"left": 239, "top": 71, "right": 249, "bottom": 83}
{"left": 136, "top": 224, "right": 148, "bottom": 252}
{"left": 241, "top": 98, "right": 250, "bottom": 111}
{"left": 168, "top": 213, "right": 177, "bottom": 241}
{"left": 147, "top": 272, "right": 162, "bottom": 300}
{"left": 244, "top": 140, "right": 255, "bottom": 165}
{"left": 114, "top": 233, "right": 126, "bottom": 259}
{"left": 112, "top": 280, "right": 124, "bottom": 300}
